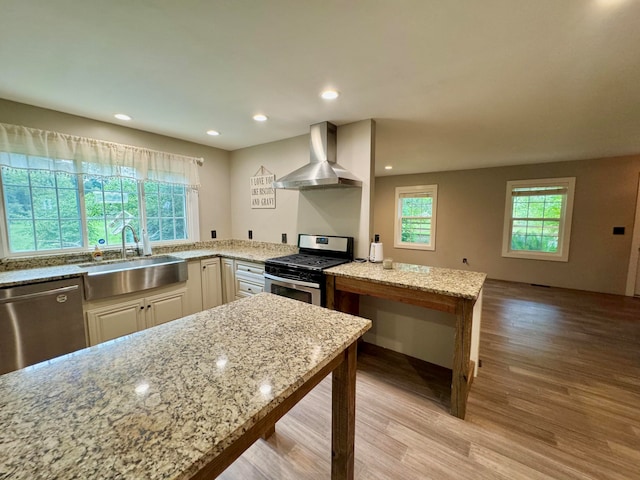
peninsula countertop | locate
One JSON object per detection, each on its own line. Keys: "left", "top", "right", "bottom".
{"left": 325, "top": 261, "right": 486, "bottom": 300}
{"left": 0, "top": 293, "right": 371, "bottom": 479}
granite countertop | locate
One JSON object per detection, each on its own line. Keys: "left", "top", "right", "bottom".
{"left": 168, "top": 245, "right": 288, "bottom": 263}
{"left": 326, "top": 261, "right": 487, "bottom": 300}
{"left": 0, "top": 293, "right": 371, "bottom": 480}
{"left": 0, "top": 264, "right": 86, "bottom": 288}
{"left": 0, "top": 241, "right": 296, "bottom": 288}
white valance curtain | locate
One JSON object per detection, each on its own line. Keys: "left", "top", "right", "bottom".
{"left": 0, "top": 123, "right": 202, "bottom": 188}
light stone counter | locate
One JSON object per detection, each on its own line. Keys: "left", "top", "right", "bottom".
{"left": 0, "top": 241, "right": 296, "bottom": 288}
{"left": 0, "top": 264, "right": 84, "bottom": 288}
{"left": 326, "top": 261, "right": 486, "bottom": 300}
{"left": 168, "top": 244, "right": 292, "bottom": 263}
{"left": 0, "top": 293, "right": 371, "bottom": 479}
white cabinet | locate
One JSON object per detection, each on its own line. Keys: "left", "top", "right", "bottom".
{"left": 184, "top": 260, "right": 203, "bottom": 315}
{"left": 85, "top": 286, "right": 187, "bottom": 346}
{"left": 86, "top": 298, "right": 146, "bottom": 345}
{"left": 201, "top": 258, "right": 222, "bottom": 310}
{"left": 234, "top": 260, "right": 264, "bottom": 300}
{"left": 221, "top": 258, "right": 235, "bottom": 303}
{"left": 145, "top": 289, "right": 187, "bottom": 328}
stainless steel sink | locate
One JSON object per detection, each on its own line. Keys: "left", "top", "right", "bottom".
{"left": 79, "top": 255, "right": 188, "bottom": 300}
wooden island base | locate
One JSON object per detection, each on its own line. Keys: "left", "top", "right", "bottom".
{"left": 326, "top": 274, "right": 479, "bottom": 420}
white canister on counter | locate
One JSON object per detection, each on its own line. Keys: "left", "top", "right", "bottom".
{"left": 142, "top": 229, "right": 152, "bottom": 256}
{"left": 369, "top": 234, "right": 384, "bottom": 262}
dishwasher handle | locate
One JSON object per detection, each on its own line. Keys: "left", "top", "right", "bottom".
{"left": 0, "top": 284, "right": 79, "bottom": 304}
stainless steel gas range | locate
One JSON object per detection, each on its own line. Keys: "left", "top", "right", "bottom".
{"left": 264, "top": 234, "right": 354, "bottom": 306}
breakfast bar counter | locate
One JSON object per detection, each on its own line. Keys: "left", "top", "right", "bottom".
{"left": 325, "top": 261, "right": 486, "bottom": 419}
{"left": 0, "top": 293, "right": 371, "bottom": 479}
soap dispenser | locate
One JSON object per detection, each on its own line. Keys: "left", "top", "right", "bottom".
{"left": 142, "top": 228, "right": 152, "bottom": 256}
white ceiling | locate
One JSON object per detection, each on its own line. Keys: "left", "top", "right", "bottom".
{"left": 1, "top": 0, "right": 639, "bottom": 176}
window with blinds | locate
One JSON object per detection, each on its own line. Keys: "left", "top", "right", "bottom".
{"left": 502, "top": 178, "right": 576, "bottom": 261}
{"left": 394, "top": 185, "right": 438, "bottom": 250}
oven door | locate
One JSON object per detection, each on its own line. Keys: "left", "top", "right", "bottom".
{"left": 264, "top": 273, "right": 322, "bottom": 306}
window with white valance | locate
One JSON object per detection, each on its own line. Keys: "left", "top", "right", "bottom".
{"left": 0, "top": 123, "right": 203, "bottom": 256}
{"left": 0, "top": 123, "right": 201, "bottom": 186}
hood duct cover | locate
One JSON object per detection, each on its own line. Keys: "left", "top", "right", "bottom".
{"left": 273, "top": 122, "right": 362, "bottom": 190}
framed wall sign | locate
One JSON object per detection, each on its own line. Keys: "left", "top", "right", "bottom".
{"left": 250, "top": 166, "right": 276, "bottom": 209}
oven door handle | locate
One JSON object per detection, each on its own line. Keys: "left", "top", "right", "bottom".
{"left": 264, "top": 273, "right": 321, "bottom": 289}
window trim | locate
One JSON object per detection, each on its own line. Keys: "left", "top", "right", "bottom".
{"left": 501, "top": 177, "right": 576, "bottom": 262}
{"left": 394, "top": 184, "right": 438, "bottom": 251}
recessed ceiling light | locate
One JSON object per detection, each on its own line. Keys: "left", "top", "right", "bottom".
{"left": 385, "top": 165, "right": 393, "bottom": 170}
{"left": 206, "top": 129, "right": 220, "bottom": 136}
{"left": 114, "top": 113, "right": 132, "bottom": 121}
{"left": 253, "top": 114, "right": 268, "bottom": 122}
{"left": 321, "top": 89, "right": 340, "bottom": 100}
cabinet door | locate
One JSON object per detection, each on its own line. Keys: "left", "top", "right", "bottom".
{"left": 202, "top": 258, "right": 222, "bottom": 310}
{"left": 86, "top": 299, "right": 145, "bottom": 346}
{"left": 145, "top": 288, "right": 187, "bottom": 328}
{"left": 184, "top": 260, "right": 203, "bottom": 314}
{"left": 221, "top": 258, "right": 235, "bottom": 303}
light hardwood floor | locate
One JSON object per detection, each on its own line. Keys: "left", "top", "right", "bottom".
{"left": 219, "top": 280, "right": 640, "bottom": 479}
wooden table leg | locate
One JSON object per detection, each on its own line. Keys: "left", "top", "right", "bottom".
{"left": 451, "top": 299, "right": 474, "bottom": 419}
{"left": 331, "top": 342, "right": 357, "bottom": 480}
{"left": 261, "top": 424, "right": 276, "bottom": 440}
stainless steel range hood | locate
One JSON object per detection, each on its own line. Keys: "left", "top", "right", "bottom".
{"left": 273, "top": 122, "right": 362, "bottom": 190}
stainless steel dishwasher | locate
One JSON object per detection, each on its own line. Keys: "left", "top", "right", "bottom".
{"left": 0, "top": 277, "right": 87, "bottom": 375}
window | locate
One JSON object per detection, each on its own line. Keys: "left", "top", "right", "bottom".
{"left": 394, "top": 185, "right": 438, "bottom": 250}
{"left": 1, "top": 164, "right": 196, "bottom": 255}
{"left": 0, "top": 123, "right": 201, "bottom": 257}
{"left": 1, "top": 166, "right": 82, "bottom": 253}
{"left": 143, "top": 182, "right": 188, "bottom": 242}
{"left": 84, "top": 174, "right": 140, "bottom": 248}
{"left": 502, "top": 177, "right": 575, "bottom": 261}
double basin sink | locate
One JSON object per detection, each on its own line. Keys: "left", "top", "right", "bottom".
{"left": 78, "top": 256, "right": 187, "bottom": 300}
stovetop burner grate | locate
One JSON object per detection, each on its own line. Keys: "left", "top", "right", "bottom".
{"left": 266, "top": 253, "right": 349, "bottom": 270}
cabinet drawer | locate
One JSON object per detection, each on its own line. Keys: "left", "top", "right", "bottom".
{"left": 237, "top": 279, "right": 263, "bottom": 296}
{"left": 235, "top": 261, "right": 264, "bottom": 276}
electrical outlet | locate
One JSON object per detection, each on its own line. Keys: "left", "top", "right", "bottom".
{"left": 613, "top": 226, "right": 625, "bottom": 235}
{"left": 210, "top": 230, "right": 216, "bottom": 239}
{"left": 282, "top": 233, "right": 287, "bottom": 243}
{"left": 248, "top": 230, "right": 253, "bottom": 240}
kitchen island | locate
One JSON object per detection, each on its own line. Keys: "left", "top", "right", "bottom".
{"left": 325, "top": 261, "right": 486, "bottom": 419}
{"left": 0, "top": 293, "right": 371, "bottom": 479}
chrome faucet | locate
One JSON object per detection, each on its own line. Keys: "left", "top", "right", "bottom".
{"left": 121, "top": 224, "right": 140, "bottom": 259}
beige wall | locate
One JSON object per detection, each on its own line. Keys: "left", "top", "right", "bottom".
{"left": 229, "top": 134, "right": 305, "bottom": 244}
{"left": 374, "top": 155, "right": 640, "bottom": 295}
{"left": 229, "top": 120, "right": 375, "bottom": 254}
{"left": 0, "top": 99, "right": 232, "bottom": 240}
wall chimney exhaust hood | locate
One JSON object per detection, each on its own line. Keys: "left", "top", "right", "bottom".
{"left": 273, "top": 121, "right": 362, "bottom": 190}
